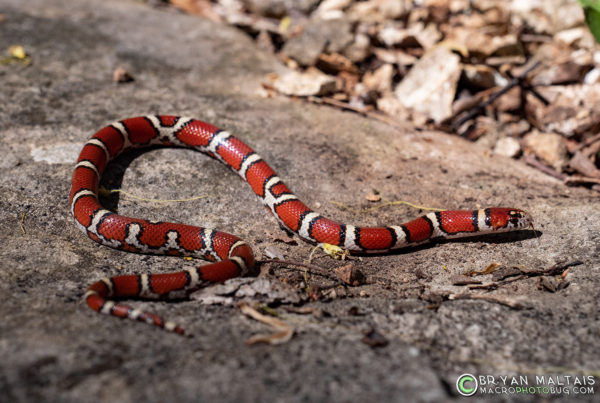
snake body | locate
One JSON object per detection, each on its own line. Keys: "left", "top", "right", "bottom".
{"left": 70, "top": 116, "right": 532, "bottom": 334}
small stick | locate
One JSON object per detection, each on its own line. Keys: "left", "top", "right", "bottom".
{"left": 450, "top": 61, "right": 542, "bottom": 131}
{"left": 574, "top": 132, "right": 600, "bottom": 152}
{"left": 449, "top": 293, "right": 526, "bottom": 309}
{"left": 309, "top": 96, "right": 406, "bottom": 129}
{"left": 522, "top": 154, "right": 567, "bottom": 181}
{"left": 19, "top": 212, "right": 26, "bottom": 235}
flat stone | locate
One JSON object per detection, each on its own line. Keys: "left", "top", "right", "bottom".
{"left": 493, "top": 136, "right": 521, "bottom": 158}
{"left": 394, "top": 45, "right": 461, "bottom": 122}
{"left": 273, "top": 69, "right": 337, "bottom": 96}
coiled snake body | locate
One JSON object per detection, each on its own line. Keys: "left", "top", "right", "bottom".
{"left": 70, "top": 116, "right": 532, "bottom": 335}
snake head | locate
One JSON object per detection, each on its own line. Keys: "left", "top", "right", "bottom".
{"left": 485, "top": 208, "right": 533, "bottom": 232}
{"left": 506, "top": 209, "right": 533, "bottom": 229}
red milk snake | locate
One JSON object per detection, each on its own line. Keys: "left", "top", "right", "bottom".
{"left": 70, "top": 116, "right": 533, "bottom": 335}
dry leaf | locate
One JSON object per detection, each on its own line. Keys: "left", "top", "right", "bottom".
{"left": 394, "top": 45, "right": 461, "bottom": 123}
{"left": 239, "top": 303, "right": 294, "bottom": 345}
{"left": 170, "top": 0, "right": 221, "bottom": 22}
{"left": 113, "top": 67, "right": 134, "bottom": 83}
{"left": 334, "top": 264, "right": 366, "bottom": 286}
{"left": 465, "top": 262, "right": 501, "bottom": 276}
{"left": 361, "top": 328, "right": 389, "bottom": 347}
{"left": 537, "top": 277, "right": 557, "bottom": 293}
{"left": 316, "top": 52, "right": 358, "bottom": 74}
{"left": 264, "top": 228, "right": 297, "bottom": 245}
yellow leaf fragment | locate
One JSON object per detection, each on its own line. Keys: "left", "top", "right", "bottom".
{"left": 320, "top": 243, "right": 350, "bottom": 260}
{"left": 279, "top": 16, "right": 291, "bottom": 33}
{"left": 9, "top": 45, "right": 26, "bottom": 59}
{"left": 19, "top": 212, "right": 26, "bottom": 235}
{"left": 2, "top": 45, "right": 31, "bottom": 65}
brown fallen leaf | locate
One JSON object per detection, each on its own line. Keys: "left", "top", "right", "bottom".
{"left": 537, "top": 277, "right": 557, "bottom": 293}
{"left": 239, "top": 303, "right": 294, "bottom": 345}
{"left": 334, "top": 264, "right": 366, "bottom": 286}
{"left": 113, "top": 67, "right": 134, "bottom": 83}
{"left": 361, "top": 328, "right": 389, "bottom": 348}
{"left": 465, "top": 262, "right": 502, "bottom": 277}
{"left": 169, "top": 0, "right": 221, "bottom": 22}
{"left": 264, "top": 228, "right": 297, "bottom": 245}
{"left": 316, "top": 52, "right": 358, "bottom": 74}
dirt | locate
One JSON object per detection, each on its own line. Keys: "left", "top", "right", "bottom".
{"left": 0, "top": 1, "right": 598, "bottom": 402}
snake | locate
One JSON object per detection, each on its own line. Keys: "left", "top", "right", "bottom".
{"left": 70, "top": 115, "right": 533, "bottom": 335}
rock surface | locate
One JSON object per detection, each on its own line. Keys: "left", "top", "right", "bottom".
{"left": 0, "top": 0, "right": 599, "bottom": 402}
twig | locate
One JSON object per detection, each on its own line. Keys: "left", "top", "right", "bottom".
{"left": 522, "top": 154, "right": 567, "bottom": 181}
{"left": 467, "top": 260, "right": 582, "bottom": 290}
{"left": 450, "top": 60, "right": 542, "bottom": 131}
{"left": 575, "top": 132, "right": 600, "bottom": 152}
{"left": 308, "top": 96, "right": 406, "bottom": 129}
{"left": 19, "top": 212, "right": 26, "bottom": 235}
{"left": 526, "top": 260, "right": 583, "bottom": 275}
{"left": 449, "top": 293, "right": 526, "bottom": 309}
{"left": 565, "top": 176, "right": 600, "bottom": 185}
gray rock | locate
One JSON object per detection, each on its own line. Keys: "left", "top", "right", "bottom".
{"left": 1, "top": 0, "right": 599, "bottom": 402}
